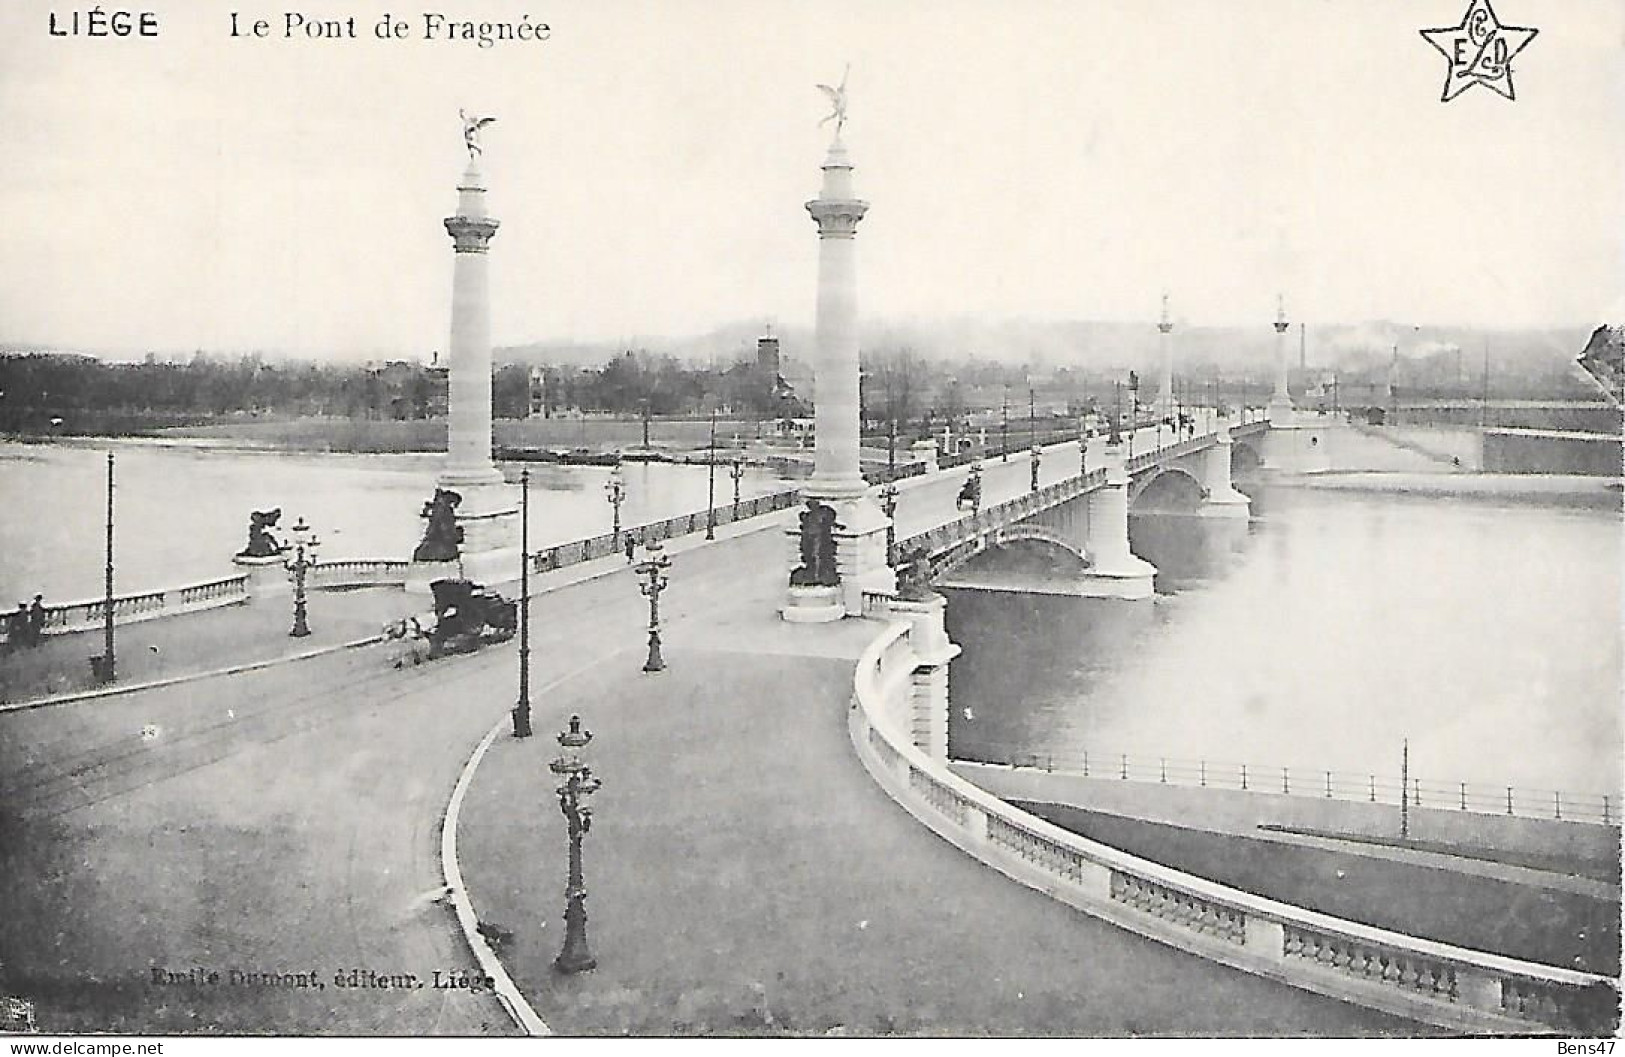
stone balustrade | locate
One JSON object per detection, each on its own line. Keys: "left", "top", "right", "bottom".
{"left": 306, "top": 560, "right": 412, "bottom": 589}
{"left": 847, "top": 618, "right": 1618, "bottom": 1035}
{"left": 37, "top": 575, "right": 250, "bottom": 637}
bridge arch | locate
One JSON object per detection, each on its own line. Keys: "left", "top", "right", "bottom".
{"left": 936, "top": 524, "right": 1091, "bottom": 578}
{"left": 1128, "top": 465, "right": 1205, "bottom": 512}
{"left": 1231, "top": 439, "right": 1263, "bottom": 478}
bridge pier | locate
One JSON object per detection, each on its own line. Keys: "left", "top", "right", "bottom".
{"left": 1198, "top": 425, "right": 1251, "bottom": 517}
{"left": 1261, "top": 420, "right": 1331, "bottom": 475}
{"left": 1081, "top": 444, "right": 1157, "bottom": 599}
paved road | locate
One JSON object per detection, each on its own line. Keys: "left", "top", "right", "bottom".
{"left": 0, "top": 518, "right": 782, "bottom": 1033}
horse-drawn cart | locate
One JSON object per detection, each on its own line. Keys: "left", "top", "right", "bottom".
{"left": 384, "top": 578, "right": 516, "bottom": 667}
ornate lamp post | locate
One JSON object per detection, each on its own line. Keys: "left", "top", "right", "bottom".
{"left": 886, "top": 411, "right": 897, "bottom": 479}
{"left": 285, "top": 517, "right": 320, "bottom": 638}
{"left": 705, "top": 405, "right": 717, "bottom": 541}
{"left": 603, "top": 464, "right": 626, "bottom": 550}
{"left": 1028, "top": 387, "right": 1040, "bottom": 492}
{"left": 513, "top": 468, "right": 533, "bottom": 739}
{"left": 1111, "top": 380, "right": 1123, "bottom": 446}
{"left": 1079, "top": 417, "right": 1089, "bottom": 475}
{"left": 729, "top": 456, "right": 745, "bottom": 519}
{"left": 634, "top": 540, "right": 671, "bottom": 673}
{"left": 548, "top": 715, "right": 603, "bottom": 974}
{"left": 1127, "top": 372, "right": 1140, "bottom": 457}
{"left": 100, "top": 451, "right": 116, "bottom": 683}
{"left": 879, "top": 481, "right": 898, "bottom": 566}
{"left": 1000, "top": 384, "right": 1009, "bottom": 461}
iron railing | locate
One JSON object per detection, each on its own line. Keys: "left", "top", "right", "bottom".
{"left": 961, "top": 741, "right": 1616, "bottom": 826}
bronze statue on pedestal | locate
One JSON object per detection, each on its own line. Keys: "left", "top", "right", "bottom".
{"left": 413, "top": 488, "right": 464, "bottom": 562}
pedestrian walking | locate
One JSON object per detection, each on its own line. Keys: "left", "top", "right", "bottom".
{"left": 28, "top": 594, "right": 47, "bottom": 645}
{"left": 624, "top": 533, "right": 637, "bottom": 562}
{"left": 11, "top": 601, "right": 32, "bottom": 648}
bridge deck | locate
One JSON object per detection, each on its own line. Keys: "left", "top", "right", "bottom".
{"left": 454, "top": 525, "right": 1402, "bottom": 1036}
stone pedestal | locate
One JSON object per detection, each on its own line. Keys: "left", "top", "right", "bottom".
{"left": 888, "top": 593, "right": 960, "bottom": 761}
{"left": 1199, "top": 426, "right": 1251, "bottom": 518}
{"left": 781, "top": 583, "right": 844, "bottom": 624}
{"left": 405, "top": 558, "right": 462, "bottom": 596}
{"left": 233, "top": 553, "right": 290, "bottom": 599}
{"left": 911, "top": 439, "right": 938, "bottom": 474}
{"left": 1080, "top": 444, "right": 1157, "bottom": 599}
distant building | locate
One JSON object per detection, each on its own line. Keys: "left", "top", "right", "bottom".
{"left": 528, "top": 366, "right": 548, "bottom": 418}
{"left": 373, "top": 359, "right": 448, "bottom": 419}
{"left": 756, "top": 335, "right": 781, "bottom": 375}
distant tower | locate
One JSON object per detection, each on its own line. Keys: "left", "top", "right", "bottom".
{"left": 756, "top": 333, "right": 781, "bottom": 375}
{"left": 1269, "top": 294, "right": 1295, "bottom": 423}
{"left": 1155, "top": 292, "right": 1175, "bottom": 417}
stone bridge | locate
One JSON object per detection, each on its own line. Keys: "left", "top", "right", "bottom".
{"left": 898, "top": 421, "right": 1269, "bottom": 600}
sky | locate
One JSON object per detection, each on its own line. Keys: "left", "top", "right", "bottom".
{"left": 0, "top": 0, "right": 1621, "bottom": 359}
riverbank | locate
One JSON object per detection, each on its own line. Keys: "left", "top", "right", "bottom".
{"left": 1290, "top": 471, "right": 1622, "bottom": 507}
{"left": 132, "top": 415, "right": 788, "bottom": 454}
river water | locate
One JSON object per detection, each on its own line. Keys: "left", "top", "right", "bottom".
{"left": 945, "top": 483, "right": 1623, "bottom": 797}
{"left": 0, "top": 439, "right": 792, "bottom": 604}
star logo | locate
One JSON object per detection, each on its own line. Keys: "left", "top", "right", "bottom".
{"left": 1421, "top": 0, "right": 1538, "bottom": 101}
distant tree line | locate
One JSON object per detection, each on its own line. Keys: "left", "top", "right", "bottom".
{"left": 5, "top": 337, "right": 1585, "bottom": 437}
{"left": 0, "top": 352, "right": 451, "bottom": 432}
{"left": 0, "top": 348, "right": 809, "bottom": 433}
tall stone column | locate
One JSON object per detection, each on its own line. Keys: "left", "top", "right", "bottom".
{"left": 1269, "top": 294, "right": 1295, "bottom": 423}
{"left": 784, "top": 131, "right": 894, "bottom": 621}
{"left": 429, "top": 156, "right": 518, "bottom": 578}
{"left": 1155, "top": 293, "right": 1174, "bottom": 417}
{"left": 806, "top": 139, "right": 868, "bottom": 499}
